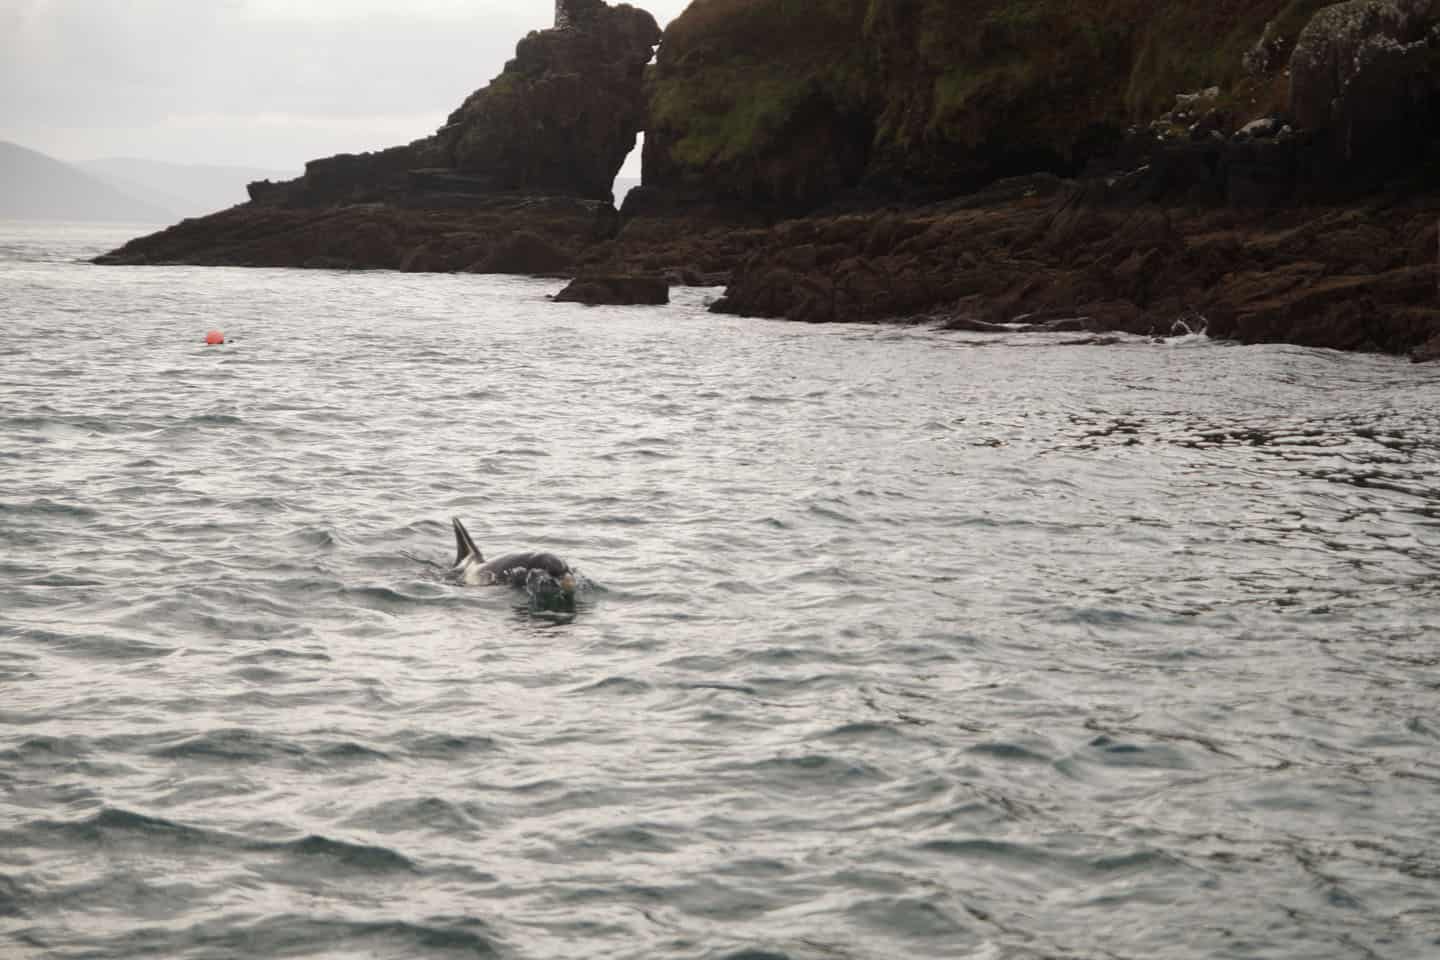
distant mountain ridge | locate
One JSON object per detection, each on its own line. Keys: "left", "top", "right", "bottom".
{"left": 0, "top": 141, "right": 296, "bottom": 223}
{"left": 81, "top": 157, "right": 297, "bottom": 219}
{"left": 0, "top": 140, "right": 174, "bottom": 223}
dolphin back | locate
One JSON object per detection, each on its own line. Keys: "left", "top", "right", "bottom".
{"left": 452, "top": 517, "right": 483, "bottom": 565}
{"left": 483, "top": 552, "right": 571, "bottom": 581}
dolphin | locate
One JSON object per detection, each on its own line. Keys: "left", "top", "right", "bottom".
{"left": 450, "top": 517, "right": 577, "bottom": 601}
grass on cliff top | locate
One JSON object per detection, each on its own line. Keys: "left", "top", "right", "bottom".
{"left": 651, "top": 61, "right": 810, "bottom": 167}
{"left": 652, "top": 0, "right": 869, "bottom": 168}
{"left": 1124, "top": 0, "right": 1333, "bottom": 117}
{"left": 896, "top": 0, "right": 1134, "bottom": 148}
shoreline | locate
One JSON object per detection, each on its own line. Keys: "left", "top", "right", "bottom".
{"left": 90, "top": 0, "right": 1440, "bottom": 361}
{"left": 91, "top": 173, "right": 1440, "bottom": 362}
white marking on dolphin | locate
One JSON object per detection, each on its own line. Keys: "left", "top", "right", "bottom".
{"left": 451, "top": 517, "right": 577, "bottom": 600}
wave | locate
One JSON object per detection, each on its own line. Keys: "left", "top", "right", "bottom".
{"left": 18, "top": 807, "right": 420, "bottom": 876}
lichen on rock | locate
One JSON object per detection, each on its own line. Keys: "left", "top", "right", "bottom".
{"left": 1290, "top": 2, "right": 1429, "bottom": 124}
{"left": 1287, "top": 0, "right": 1439, "bottom": 164}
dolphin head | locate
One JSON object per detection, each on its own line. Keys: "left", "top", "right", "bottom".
{"left": 525, "top": 567, "right": 578, "bottom": 611}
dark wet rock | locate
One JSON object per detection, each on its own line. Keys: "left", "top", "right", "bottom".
{"left": 1055, "top": 334, "right": 1126, "bottom": 346}
{"left": 703, "top": 180, "right": 1440, "bottom": 356}
{"left": 933, "top": 310, "right": 1103, "bottom": 336}
{"left": 938, "top": 316, "right": 1014, "bottom": 333}
{"left": 1333, "top": 31, "right": 1434, "bottom": 163}
{"left": 1220, "top": 137, "right": 1307, "bottom": 208}
{"left": 1011, "top": 308, "right": 1085, "bottom": 327}
{"left": 554, "top": 274, "right": 669, "bottom": 305}
{"left": 1035, "top": 317, "right": 1092, "bottom": 333}
{"left": 578, "top": 198, "right": 770, "bottom": 288}
{"left": 479, "top": 230, "right": 573, "bottom": 276}
{"left": 1412, "top": 332, "right": 1440, "bottom": 361}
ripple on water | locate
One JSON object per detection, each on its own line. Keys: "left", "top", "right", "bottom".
{"left": 343, "top": 796, "right": 485, "bottom": 836}
{"left": 151, "top": 729, "right": 309, "bottom": 764}
{"left": 65, "top": 915, "right": 502, "bottom": 960}
{"left": 14, "top": 807, "right": 426, "bottom": 879}
{"left": 14, "top": 628, "right": 175, "bottom": 662}
{"left": 0, "top": 497, "right": 101, "bottom": 519}
{"left": 3, "top": 232, "right": 1440, "bottom": 960}
{"left": 389, "top": 731, "right": 504, "bottom": 760}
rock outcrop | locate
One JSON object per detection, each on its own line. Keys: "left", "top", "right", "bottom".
{"left": 436, "top": 2, "right": 659, "bottom": 199}
{"left": 1289, "top": 0, "right": 1439, "bottom": 166}
{"left": 93, "top": 196, "right": 612, "bottom": 275}
{"left": 98, "top": 1, "right": 659, "bottom": 270}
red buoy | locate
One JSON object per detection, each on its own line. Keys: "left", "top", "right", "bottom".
{"left": 205, "top": 330, "right": 224, "bottom": 345}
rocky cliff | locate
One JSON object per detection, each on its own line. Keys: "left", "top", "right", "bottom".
{"left": 640, "top": 0, "right": 1440, "bottom": 212}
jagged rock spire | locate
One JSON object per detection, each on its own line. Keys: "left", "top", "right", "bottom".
{"left": 555, "top": 0, "right": 603, "bottom": 31}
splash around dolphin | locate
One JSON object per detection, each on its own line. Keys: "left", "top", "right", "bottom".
{"left": 450, "top": 517, "right": 577, "bottom": 606}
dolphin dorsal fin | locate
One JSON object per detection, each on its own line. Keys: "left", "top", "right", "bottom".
{"left": 452, "top": 517, "right": 483, "bottom": 564}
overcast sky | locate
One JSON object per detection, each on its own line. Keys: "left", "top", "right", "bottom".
{"left": 0, "top": 0, "right": 692, "bottom": 175}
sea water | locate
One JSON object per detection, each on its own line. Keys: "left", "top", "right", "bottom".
{"left": 2, "top": 220, "right": 1439, "bottom": 959}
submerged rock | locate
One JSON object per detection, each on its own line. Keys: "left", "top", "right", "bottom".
{"left": 938, "top": 316, "right": 1014, "bottom": 333}
{"left": 554, "top": 274, "right": 669, "bottom": 305}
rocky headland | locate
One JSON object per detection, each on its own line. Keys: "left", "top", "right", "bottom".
{"left": 97, "top": 0, "right": 1440, "bottom": 358}
{"left": 96, "top": 0, "right": 660, "bottom": 277}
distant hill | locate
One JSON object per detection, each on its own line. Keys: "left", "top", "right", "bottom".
{"left": 83, "top": 157, "right": 297, "bottom": 219}
{"left": 0, "top": 140, "right": 175, "bottom": 223}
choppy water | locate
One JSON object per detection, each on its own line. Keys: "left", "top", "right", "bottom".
{"left": 3, "top": 219, "right": 1440, "bottom": 960}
